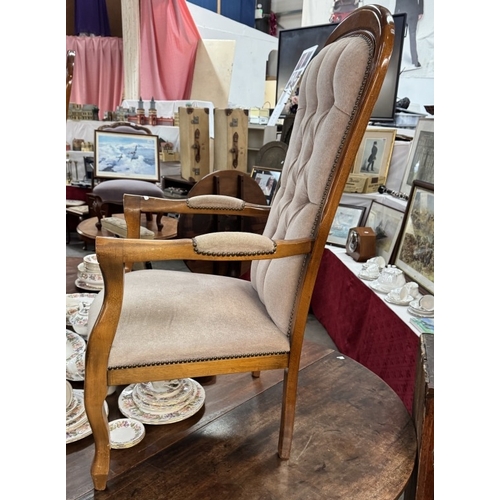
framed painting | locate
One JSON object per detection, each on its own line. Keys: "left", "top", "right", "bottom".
{"left": 366, "top": 201, "right": 405, "bottom": 264}
{"left": 327, "top": 204, "right": 367, "bottom": 247}
{"left": 352, "top": 126, "right": 397, "bottom": 177}
{"left": 393, "top": 180, "right": 434, "bottom": 294}
{"left": 94, "top": 130, "right": 160, "bottom": 182}
{"left": 400, "top": 117, "right": 434, "bottom": 195}
{"left": 251, "top": 167, "right": 282, "bottom": 205}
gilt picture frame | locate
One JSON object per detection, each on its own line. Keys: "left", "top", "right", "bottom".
{"left": 352, "top": 126, "right": 397, "bottom": 178}
{"left": 327, "top": 204, "right": 367, "bottom": 247}
{"left": 400, "top": 117, "right": 434, "bottom": 195}
{"left": 393, "top": 180, "right": 434, "bottom": 294}
{"left": 94, "top": 130, "right": 160, "bottom": 182}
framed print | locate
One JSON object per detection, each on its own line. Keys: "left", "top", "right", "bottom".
{"left": 393, "top": 180, "right": 434, "bottom": 294}
{"left": 94, "top": 130, "right": 160, "bottom": 182}
{"left": 251, "top": 167, "right": 282, "bottom": 205}
{"left": 400, "top": 117, "right": 434, "bottom": 195}
{"left": 366, "top": 201, "right": 405, "bottom": 264}
{"left": 352, "top": 126, "right": 397, "bottom": 177}
{"left": 327, "top": 204, "right": 367, "bottom": 247}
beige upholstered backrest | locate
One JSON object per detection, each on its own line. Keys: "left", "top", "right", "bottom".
{"left": 251, "top": 35, "right": 372, "bottom": 334}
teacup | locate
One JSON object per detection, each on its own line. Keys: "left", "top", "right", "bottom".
{"left": 378, "top": 266, "right": 406, "bottom": 290}
{"left": 148, "top": 380, "right": 183, "bottom": 397}
{"left": 67, "top": 352, "right": 85, "bottom": 381}
{"left": 363, "top": 256, "right": 386, "bottom": 270}
{"left": 403, "top": 281, "right": 419, "bottom": 299}
{"left": 361, "top": 263, "right": 380, "bottom": 279}
{"left": 419, "top": 295, "right": 434, "bottom": 311}
{"left": 387, "top": 286, "right": 408, "bottom": 302}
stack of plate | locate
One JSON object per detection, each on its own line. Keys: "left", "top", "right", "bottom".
{"left": 75, "top": 254, "right": 103, "bottom": 291}
{"left": 66, "top": 387, "right": 109, "bottom": 444}
{"left": 118, "top": 379, "right": 206, "bottom": 425}
{"left": 66, "top": 329, "right": 86, "bottom": 381}
{"left": 408, "top": 297, "right": 434, "bottom": 318}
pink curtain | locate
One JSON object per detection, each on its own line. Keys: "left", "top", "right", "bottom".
{"left": 66, "top": 36, "right": 124, "bottom": 120}
{"left": 140, "top": 0, "right": 201, "bottom": 101}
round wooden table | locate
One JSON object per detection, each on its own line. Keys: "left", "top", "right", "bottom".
{"left": 76, "top": 214, "right": 178, "bottom": 248}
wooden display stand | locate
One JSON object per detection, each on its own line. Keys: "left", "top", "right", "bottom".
{"left": 178, "top": 106, "right": 211, "bottom": 182}
{"left": 214, "top": 108, "right": 248, "bottom": 173}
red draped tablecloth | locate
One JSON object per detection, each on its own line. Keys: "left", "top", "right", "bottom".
{"left": 311, "top": 249, "right": 419, "bottom": 413}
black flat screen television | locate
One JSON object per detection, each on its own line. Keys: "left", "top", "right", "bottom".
{"left": 275, "top": 13, "right": 407, "bottom": 123}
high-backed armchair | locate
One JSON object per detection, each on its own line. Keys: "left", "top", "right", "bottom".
{"left": 84, "top": 5, "right": 395, "bottom": 491}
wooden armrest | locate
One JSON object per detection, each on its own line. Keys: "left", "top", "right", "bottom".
{"left": 95, "top": 235, "right": 313, "bottom": 265}
{"left": 122, "top": 193, "right": 271, "bottom": 239}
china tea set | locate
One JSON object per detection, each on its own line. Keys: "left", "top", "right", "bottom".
{"left": 66, "top": 254, "right": 206, "bottom": 445}
{"left": 358, "top": 257, "right": 434, "bottom": 317}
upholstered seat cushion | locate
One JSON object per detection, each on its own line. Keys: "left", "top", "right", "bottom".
{"left": 87, "top": 269, "right": 290, "bottom": 369}
{"left": 93, "top": 180, "right": 164, "bottom": 204}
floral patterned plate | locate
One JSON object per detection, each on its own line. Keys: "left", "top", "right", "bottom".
{"left": 66, "top": 390, "right": 109, "bottom": 444}
{"left": 118, "top": 380, "right": 205, "bottom": 425}
{"left": 109, "top": 418, "right": 146, "bottom": 449}
{"left": 66, "top": 330, "right": 85, "bottom": 360}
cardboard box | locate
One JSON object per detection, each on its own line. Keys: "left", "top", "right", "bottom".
{"left": 344, "top": 174, "right": 367, "bottom": 193}
{"left": 364, "top": 175, "right": 386, "bottom": 193}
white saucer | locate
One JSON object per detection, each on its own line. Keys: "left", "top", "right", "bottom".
{"left": 109, "top": 418, "right": 146, "bottom": 449}
{"left": 369, "top": 281, "right": 394, "bottom": 294}
{"left": 384, "top": 294, "right": 415, "bottom": 306}
{"left": 408, "top": 307, "right": 434, "bottom": 318}
{"left": 358, "top": 270, "right": 380, "bottom": 281}
{"left": 118, "top": 380, "right": 205, "bottom": 425}
{"left": 66, "top": 330, "right": 86, "bottom": 359}
{"left": 75, "top": 279, "right": 103, "bottom": 291}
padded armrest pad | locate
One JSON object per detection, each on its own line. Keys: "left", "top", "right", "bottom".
{"left": 193, "top": 232, "right": 276, "bottom": 256}
{"left": 187, "top": 195, "right": 245, "bottom": 211}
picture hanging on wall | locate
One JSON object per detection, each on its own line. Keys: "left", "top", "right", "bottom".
{"left": 327, "top": 204, "right": 367, "bottom": 247}
{"left": 393, "top": 180, "right": 434, "bottom": 294}
{"left": 400, "top": 117, "right": 434, "bottom": 195}
{"left": 352, "top": 126, "right": 397, "bottom": 178}
{"left": 94, "top": 130, "right": 160, "bottom": 182}
{"left": 366, "top": 201, "right": 405, "bottom": 264}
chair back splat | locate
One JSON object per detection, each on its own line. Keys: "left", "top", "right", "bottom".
{"left": 84, "top": 5, "right": 395, "bottom": 491}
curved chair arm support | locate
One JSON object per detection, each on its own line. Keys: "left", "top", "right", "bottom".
{"left": 95, "top": 235, "right": 313, "bottom": 265}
